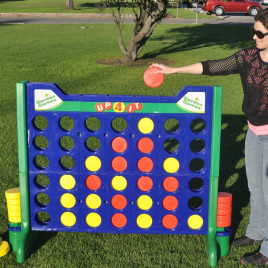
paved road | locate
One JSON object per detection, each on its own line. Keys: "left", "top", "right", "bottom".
{"left": 0, "top": 12, "right": 256, "bottom": 25}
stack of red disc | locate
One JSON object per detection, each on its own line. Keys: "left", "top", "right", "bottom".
{"left": 216, "top": 192, "right": 232, "bottom": 228}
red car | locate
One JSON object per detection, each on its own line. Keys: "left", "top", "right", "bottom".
{"left": 202, "top": 0, "right": 262, "bottom": 16}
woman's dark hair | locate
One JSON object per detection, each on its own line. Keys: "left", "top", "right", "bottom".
{"left": 255, "top": 9, "right": 268, "bottom": 29}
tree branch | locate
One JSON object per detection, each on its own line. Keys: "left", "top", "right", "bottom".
{"left": 109, "top": 7, "right": 131, "bottom": 56}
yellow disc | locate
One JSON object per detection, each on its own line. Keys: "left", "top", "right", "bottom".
{"left": 6, "top": 199, "right": 20, "bottom": 206}
{"left": 137, "top": 195, "right": 153, "bottom": 211}
{"left": 85, "top": 156, "right": 101, "bottom": 172}
{"left": 0, "top": 241, "right": 10, "bottom": 257}
{"left": 111, "top": 176, "right": 127, "bottom": 191}
{"left": 187, "top": 215, "right": 204, "bottom": 230}
{"left": 86, "top": 212, "right": 102, "bottom": 228}
{"left": 7, "top": 205, "right": 21, "bottom": 211}
{"left": 8, "top": 211, "right": 21, "bottom": 217}
{"left": 5, "top": 188, "right": 20, "bottom": 199}
{"left": 8, "top": 216, "right": 21, "bottom": 223}
{"left": 60, "top": 212, "right": 76, "bottom": 227}
{"left": 60, "top": 193, "right": 76, "bottom": 208}
{"left": 136, "top": 214, "right": 153, "bottom": 229}
{"left": 163, "top": 157, "right": 180, "bottom": 173}
{"left": 137, "top": 118, "right": 154, "bottom": 134}
{"left": 85, "top": 194, "right": 102, "bottom": 209}
{"left": 59, "top": 175, "right": 76, "bottom": 190}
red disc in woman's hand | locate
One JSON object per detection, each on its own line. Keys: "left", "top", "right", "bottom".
{"left": 143, "top": 67, "right": 164, "bottom": 88}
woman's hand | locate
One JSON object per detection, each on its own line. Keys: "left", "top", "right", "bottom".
{"left": 150, "top": 63, "right": 176, "bottom": 75}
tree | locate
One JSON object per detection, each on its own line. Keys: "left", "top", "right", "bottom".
{"left": 106, "top": 0, "right": 169, "bottom": 62}
{"left": 66, "top": 0, "right": 75, "bottom": 10}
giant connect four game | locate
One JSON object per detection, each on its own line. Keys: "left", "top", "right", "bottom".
{"left": 13, "top": 81, "right": 222, "bottom": 266}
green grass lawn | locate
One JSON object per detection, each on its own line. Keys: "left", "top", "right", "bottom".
{"left": 0, "top": 0, "right": 215, "bottom": 19}
{"left": 0, "top": 23, "right": 257, "bottom": 267}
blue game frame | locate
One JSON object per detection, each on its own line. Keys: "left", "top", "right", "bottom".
{"left": 13, "top": 81, "right": 222, "bottom": 266}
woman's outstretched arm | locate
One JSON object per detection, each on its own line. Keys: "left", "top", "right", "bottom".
{"left": 150, "top": 63, "right": 203, "bottom": 75}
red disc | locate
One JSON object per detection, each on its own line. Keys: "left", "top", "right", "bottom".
{"left": 111, "top": 213, "right": 127, "bottom": 228}
{"left": 162, "top": 214, "right": 178, "bottom": 229}
{"left": 217, "top": 207, "right": 232, "bottom": 216}
{"left": 217, "top": 202, "right": 232, "bottom": 210}
{"left": 111, "top": 194, "right": 127, "bottom": 210}
{"left": 217, "top": 214, "right": 231, "bottom": 221}
{"left": 137, "top": 176, "right": 153, "bottom": 192}
{"left": 163, "top": 177, "right": 179, "bottom": 192}
{"left": 111, "top": 156, "right": 127, "bottom": 172}
{"left": 162, "top": 196, "right": 178, "bottom": 211}
{"left": 137, "top": 137, "right": 154, "bottom": 154}
{"left": 111, "top": 137, "right": 128, "bottom": 153}
{"left": 216, "top": 215, "right": 231, "bottom": 228}
{"left": 143, "top": 67, "right": 164, "bottom": 88}
{"left": 137, "top": 157, "right": 153, "bottom": 172}
{"left": 85, "top": 175, "right": 101, "bottom": 190}
{"left": 218, "top": 192, "right": 232, "bottom": 204}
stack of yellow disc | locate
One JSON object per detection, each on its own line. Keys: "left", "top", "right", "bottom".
{"left": 5, "top": 188, "right": 21, "bottom": 223}
{"left": 0, "top": 237, "right": 10, "bottom": 257}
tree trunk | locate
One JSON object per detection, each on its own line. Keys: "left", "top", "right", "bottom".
{"left": 66, "top": 0, "right": 75, "bottom": 10}
{"left": 120, "top": 54, "right": 134, "bottom": 64}
{"left": 108, "top": 0, "right": 167, "bottom": 62}
{"left": 125, "top": 16, "right": 160, "bottom": 61}
{"left": 124, "top": 1, "right": 167, "bottom": 61}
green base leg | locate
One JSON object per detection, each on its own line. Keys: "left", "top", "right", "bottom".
{"left": 207, "top": 236, "right": 218, "bottom": 267}
{"left": 9, "top": 230, "right": 21, "bottom": 253}
{"left": 16, "top": 230, "right": 39, "bottom": 263}
{"left": 206, "top": 176, "right": 219, "bottom": 267}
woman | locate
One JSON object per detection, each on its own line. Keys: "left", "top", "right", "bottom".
{"left": 151, "top": 9, "right": 268, "bottom": 267}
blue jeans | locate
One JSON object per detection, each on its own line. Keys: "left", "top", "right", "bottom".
{"left": 245, "top": 128, "right": 268, "bottom": 257}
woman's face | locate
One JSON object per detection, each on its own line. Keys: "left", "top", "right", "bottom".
{"left": 253, "top": 21, "right": 268, "bottom": 50}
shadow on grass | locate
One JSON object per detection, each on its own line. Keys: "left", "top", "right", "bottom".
{"left": 0, "top": 0, "right": 24, "bottom": 3}
{"left": 77, "top": 2, "right": 105, "bottom": 8}
{"left": 142, "top": 24, "right": 253, "bottom": 59}
{"left": 220, "top": 114, "right": 249, "bottom": 240}
{"left": 1, "top": 231, "right": 9, "bottom": 242}
{"left": 98, "top": 24, "right": 253, "bottom": 66}
{"left": 30, "top": 231, "right": 56, "bottom": 257}
{"left": 0, "top": 19, "right": 36, "bottom": 25}
{"left": 76, "top": 2, "right": 123, "bottom": 9}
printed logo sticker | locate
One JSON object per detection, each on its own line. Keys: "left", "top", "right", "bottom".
{"left": 177, "top": 92, "right": 205, "bottom": 113}
{"left": 35, "top": 90, "right": 63, "bottom": 110}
